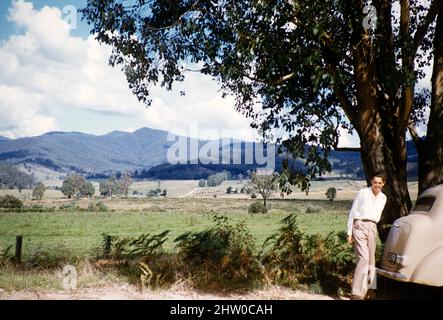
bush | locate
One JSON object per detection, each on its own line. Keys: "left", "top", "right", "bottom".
{"left": 198, "top": 179, "right": 206, "bottom": 187}
{"left": 226, "top": 186, "right": 232, "bottom": 194}
{"left": 59, "top": 202, "right": 80, "bottom": 211}
{"left": 0, "top": 245, "right": 14, "bottom": 265}
{"left": 0, "top": 195, "right": 23, "bottom": 209}
{"left": 261, "top": 214, "right": 354, "bottom": 295}
{"left": 87, "top": 201, "right": 108, "bottom": 212}
{"left": 174, "top": 214, "right": 262, "bottom": 291}
{"left": 100, "top": 231, "right": 176, "bottom": 289}
{"left": 325, "top": 187, "right": 337, "bottom": 201}
{"left": 305, "top": 204, "right": 321, "bottom": 214}
{"left": 251, "top": 193, "right": 257, "bottom": 199}
{"left": 248, "top": 202, "right": 267, "bottom": 214}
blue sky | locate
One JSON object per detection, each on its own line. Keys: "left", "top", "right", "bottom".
{"left": 0, "top": 0, "right": 262, "bottom": 142}
{"left": 7, "top": 1, "right": 433, "bottom": 147}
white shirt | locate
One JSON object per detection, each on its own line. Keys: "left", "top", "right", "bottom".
{"left": 347, "top": 187, "right": 387, "bottom": 236}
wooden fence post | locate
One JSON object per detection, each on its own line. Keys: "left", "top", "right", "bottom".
{"left": 15, "top": 235, "right": 22, "bottom": 264}
{"left": 104, "top": 235, "right": 112, "bottom": 256}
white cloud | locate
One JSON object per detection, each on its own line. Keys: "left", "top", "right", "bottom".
{"left": 0, "top": 0, "right": 256, "bottom": 141}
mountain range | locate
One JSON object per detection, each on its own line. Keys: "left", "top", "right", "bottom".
{"left": 0, "top": 127, "right": 419, "bottom": 179}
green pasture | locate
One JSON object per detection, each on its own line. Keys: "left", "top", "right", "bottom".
{"left": 0, "top": 198, "right": 351, "bottom": 261}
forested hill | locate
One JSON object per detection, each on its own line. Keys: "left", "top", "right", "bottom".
{"left": 0, "top": 128, "right": 419, "bottom": 179}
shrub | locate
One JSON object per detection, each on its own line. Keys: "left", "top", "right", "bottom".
{"left": 198, "top": 179, "right": 206, "bottom": 187}
{"left": 59, "top": 202, "right": 80, "bottom": 211}
{"left": 305, "top": 204, "right": 321, "bottom": 214}
{"left": 0, "top": 245, "right": 14, "bottom": 266}
{"left": 248, "top": 202, "right": 267, "bottom": 214}
{"left": 226, "top": 186, "right": 232, "bottom": 194}
{"left": 325, "top": 187, "right": 337, "bottom": 201}
{"left": 0, "top": 195, "right": 23, "bottom": 209}
{"left": 100, "top": 231, "right": 176, "bottom": 289}
{"left": 260, "top": 214, "right": 354, "bottom": 295}
{"left": 87, "top": 201, "right": 108, "bottom": 212}
{"left": 174, "top": 214, "right": 262, "bottom": 291}
{"left": 251, "top": 193, "right": 257, "bottom": 199}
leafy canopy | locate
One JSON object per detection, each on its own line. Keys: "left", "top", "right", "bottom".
{"left": 81, "top": 0, "right": 435, "bottom": 190}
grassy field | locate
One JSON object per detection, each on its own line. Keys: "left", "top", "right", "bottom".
{"left": 0, "top": 198, "right": 350, "bottom": 259}
{"left": 0, "top": 179, "right": 420, "bottom": 292}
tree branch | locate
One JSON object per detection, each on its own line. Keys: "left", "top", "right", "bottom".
{"left": 407, "top": 123, "right": 423, "bottom": 150}
{"left": 333, "top": 147, "right": 361, "bottom": 152}
{"left": 412, "top": 0, "right": 442, "bottom": 58}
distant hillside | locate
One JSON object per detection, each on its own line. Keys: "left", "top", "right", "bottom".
{"left": 0, "top": 161, "right": 35, "bottom": 188}
{"left": 0, "top": 127, "right": 419, "bottom": 179}
{"left": 0, "top": 128, "right": 200, "bottom": 173}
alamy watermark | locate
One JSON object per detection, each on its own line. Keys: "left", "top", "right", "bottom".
{"left": 62, "top": 5, "right": 77, "bottom": 30}
{"left": 363, "top": 4, "right": 377, "bottom": 32}
{"left": 62, "top": 264, "right": 77, "bottom": 290}
{"left": 166, "top": 125, "right": 276, "bottom": 171}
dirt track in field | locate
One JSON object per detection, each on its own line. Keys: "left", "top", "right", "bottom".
{"left": 0, "top": 284, "right": 343, "bottom": 300}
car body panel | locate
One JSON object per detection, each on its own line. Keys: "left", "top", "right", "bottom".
{"left": 377, "top": 184, "right": 443, "bottom": 287}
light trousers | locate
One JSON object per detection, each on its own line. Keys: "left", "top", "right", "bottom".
{"left": 351, "top": 219, "right": 377, "bottom": 297}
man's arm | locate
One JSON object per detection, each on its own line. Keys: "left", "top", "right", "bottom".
{"left": 347, "top": 190, "right": 361, "bottom": 244}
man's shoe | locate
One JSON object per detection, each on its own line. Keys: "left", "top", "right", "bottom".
{"left": 350, "top": 294, "right": 364, "bottom": 300}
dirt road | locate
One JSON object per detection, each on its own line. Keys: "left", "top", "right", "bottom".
{"left": 0, "top": 284, "right": 340, "bottom": 300}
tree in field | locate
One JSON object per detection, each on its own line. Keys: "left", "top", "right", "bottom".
{"left": 79, "top": 181, "right": 95, "bottom": 198}
{"left": 325, "top": 187, "right": 337, "bottom": 201}
{"left": 250, "top": 172, "right": 278, "bottom": 210}
{"left": 32, "top": 182, "right": 45, "bottom": 200}
{"left": 121, "top": 171, "right": 133, "bottom": 197}
{"left": 99, "top": 175, "right": 122, "bottom": 197}
{"left": 81, "top": 0, "right": 443, "bottom": 240}
{"left": 61, "top": 175, "right": 86, "bottom": 199}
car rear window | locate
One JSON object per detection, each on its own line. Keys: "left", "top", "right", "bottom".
{"left": 413, "top": 196, "right": 435, "bottom": 212}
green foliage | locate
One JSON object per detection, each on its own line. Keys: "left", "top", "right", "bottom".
{"left": 226, "top": 186, "right": 232, "bottom": 194}
{"left": 32, "top": 182, "right": 45, "bottom": 200}
{"left": 61, "top": 174, "right": 86, "bottom": 198}
{"left": 174, "top": 214, "right": 262, "bottom": 291}
{"left": 99, "top": 175, "right": 122, "bottom": 197}
{"left": 305, "top": 204, "right": 321, "bottom": 214}
{"left": 207, "top": 172, "right": 228, "bottom": 187}
{"left": 102, "top": 231, "right": 176, "bottom": 289}
{"left": 87, "top": 201, "right": 108, "bottom": 212}
{"left": 250, "top": 172, "right": 278, "bottom": 209}
{"left": 261, "top": 214, "right": 354, "bottom": 295}
{"left": 80, "top": 181, "right": 95, "bottom": 198}
{"left": 0, "top": 245, "right": 14, "bottom": 266}
{"left": 248, "top": 202, "right": 267, "bottom": 214}
{"left": 146, "top": 188, "right": 162, "bottom": 197}
{"left": 198, "top": 179, "right": 206, "bottom": 187}
{"left": 0, "top": 195, "right": 23, "bottom": 209}
{"left": 325, "top": 187, "right": 337, "bottom": 201}
{"left": 58, "top": 202, "right": 80, "bottom": 211}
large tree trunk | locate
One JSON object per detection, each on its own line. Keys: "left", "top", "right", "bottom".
{"left": 358, "top": 121, "right": 412, "bottom": 242}
{"left": 419, "top": 9, "right": 443, "bottom": 194}
{"left": 353, "top": 33, "right": 412, "bottom": 242}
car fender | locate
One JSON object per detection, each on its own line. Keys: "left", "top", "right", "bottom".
{"left": 410, "top": 245, "right": 443, "bottom": 287}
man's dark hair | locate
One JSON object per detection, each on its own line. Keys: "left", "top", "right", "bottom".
{"left": 371, "top": 172, "right": 386, "bottom": 182}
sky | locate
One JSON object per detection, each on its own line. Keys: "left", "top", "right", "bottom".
{"left": 0, "top": 0, "right": 433, "bottom": 146}
{"left": 0, "top": 0, "right": 261, "bottom": 142}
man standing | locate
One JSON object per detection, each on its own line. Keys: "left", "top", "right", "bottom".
{"left": 347, "top": 173, "right": 387, "bottom": 300}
